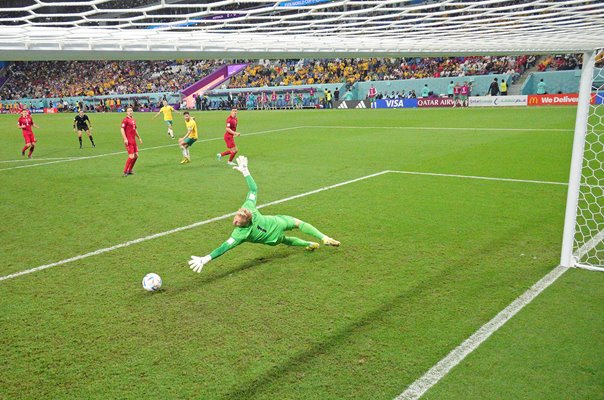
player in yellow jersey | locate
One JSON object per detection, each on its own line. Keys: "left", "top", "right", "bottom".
{"left": 153, "top": 100, "right": 180, "bottom": 139}
{"left": 178, "top": 112, "right": 198, "bottom": 164}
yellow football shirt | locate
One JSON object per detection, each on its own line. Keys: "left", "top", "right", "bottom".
{"left": 185, "top": 119, "right": 198, "bottom": 139}
{"left": 160, "top": 105, "right": 174, "bottom": 121}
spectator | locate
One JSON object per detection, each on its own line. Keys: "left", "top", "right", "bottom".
{"left": 537, "top": 78, "right": 547, "bottom": 94}
{"left": 421, "top": 84, "right": 430, "bottom": 98}
{"left": 488, "top": 78, "right": 500, "bottom": 96}
{"left": 447, "top": 81, "right": 454, "bottom": 98}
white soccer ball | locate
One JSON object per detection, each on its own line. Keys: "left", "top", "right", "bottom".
{"left": 142, "top": 273, "right": 162, "bottom": 292}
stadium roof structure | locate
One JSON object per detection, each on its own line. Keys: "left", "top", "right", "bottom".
{"left": 0, "top": 0, "right": 603, "bottom": 61}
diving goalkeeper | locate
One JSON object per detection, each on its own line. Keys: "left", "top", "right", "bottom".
{"left": 188, "top": 156, "right": 340, "bottom": 273}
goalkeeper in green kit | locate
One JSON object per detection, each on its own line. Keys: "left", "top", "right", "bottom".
{"left": 188, "top": 156, "right": 340, "bottom": 273}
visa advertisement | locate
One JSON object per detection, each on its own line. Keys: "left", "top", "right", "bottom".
{"left": 371, "top": 98, "right": 418, "bottom": 108}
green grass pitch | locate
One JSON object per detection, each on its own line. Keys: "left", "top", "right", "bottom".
{"left": 0, "top": 107, "right": 602, "bottom": 399}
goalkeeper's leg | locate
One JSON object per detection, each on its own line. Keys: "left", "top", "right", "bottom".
{"left": 294, "top": 218, "right": 341, "bottom": 247}
{"left": 282, "top": 236, "right": 319, "bottom": 251}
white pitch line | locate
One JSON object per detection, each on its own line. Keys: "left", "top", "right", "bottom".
{"left": 0, "top": 124, "right": 570, "bottom": 172}
{"left": 0, "top": 124, "right": 572, "bottom": 172}
{"left": 0, "top": 156, "right": 83, "bottom": 163}
{"left": 0, "top": 144, "right": 175, "bottom": 171}
{"left": 395, "top": 264, "right": 570, "bottom": 400}
{"left": 0, "top": 126, "right": 300, "bottom": 172}
{"left": 302, "top": 125, "right": 573, "bottom": 132}
{"left": 394, "top": 172, "right": 600, "bottom": 399}
{"left": 388, "top": 170, "right": 567, "bottom": 186}
{"left": 0, "top": 170, "right": 390, "bottom": 282}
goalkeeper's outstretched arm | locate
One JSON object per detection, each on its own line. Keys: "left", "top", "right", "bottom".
{"left": 188, "top": 236, "right": 243, "bottom": 273}
{"left": 233, "top": 155, "right": 258, "bottom": 209}
{"left": 188, "top": 156, "right": 253, "bottom": 273}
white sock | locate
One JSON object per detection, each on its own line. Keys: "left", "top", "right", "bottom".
{"left": 185, "top": 148, "right": 190, "bottom": 157}
{"left": 181, "top": 147, "right": 187, "bottom": 157}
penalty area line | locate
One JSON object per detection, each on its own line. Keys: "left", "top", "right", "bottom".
{"left": 302, "top": 125, "right": 573, "bottom": 132}
{"left": 387, "top": 170, "right": 567, "bottom": 186}
{"left": 0, "top": 156, "right": 84, "bottom": 163}
{"left": 0, "top": 170, "right": 390, "bottom": 282}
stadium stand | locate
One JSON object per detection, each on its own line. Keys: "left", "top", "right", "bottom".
{"left": 1, "top": 55, "right": 536, "bottom": 101}
{"left": 537, "top": 54, "right": 582, "bottom": 71}
{"left": 227, "top": 56, "right": 534, "bottom": 89}
{"left": 0, "top": 59, "right": 227, "bottom": 100}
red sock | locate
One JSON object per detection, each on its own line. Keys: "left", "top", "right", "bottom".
{"left": 22, "top": 145, "right": 29, "bottom": 154}
{"left": 220, "top": 150, "right": 231, "bottom": 157}
{"left": 228, "top": 151, "right": 237, "bottom": 162}
{"left": 28, "top": 145, "right": 35, "bottom": 156}
{"left": 129, "top": 156, "right": 138, "bottom": 171}
{"left": 124, "top": 157, "right": 132, "bottom": 173}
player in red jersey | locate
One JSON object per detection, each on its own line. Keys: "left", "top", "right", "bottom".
{"left": 120, "top": 106, "right": 143, "bottom": 177}
{"left": 17, "top": 109, "right": 39, "bottom": 158}
{"left": 216, "top": 108, "right": 241, "bottom": 166}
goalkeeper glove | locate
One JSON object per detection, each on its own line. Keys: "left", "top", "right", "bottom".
{"left": 232, "top": 155, "right": 250, "bottom": 177}
{"left": 188, "top": 255, "right": 211, "bottom": 273}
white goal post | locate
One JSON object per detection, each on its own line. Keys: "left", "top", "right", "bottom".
{"left": 560, "top": 49, "right": 604, "bottom": 271}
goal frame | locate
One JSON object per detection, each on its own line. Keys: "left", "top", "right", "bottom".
{"left": 559, "top": 50, "right": 604, "bottom": 271}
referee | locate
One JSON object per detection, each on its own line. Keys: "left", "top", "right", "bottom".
{"left": 73, "top": 109, "right": 95, "bottom": 149}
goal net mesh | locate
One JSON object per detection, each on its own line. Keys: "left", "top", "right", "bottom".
{"left": 0, "top": 1, "right": 603, "bottom": 58}
{"left": 573, "top": 51, "right": 604, "bottom": 269}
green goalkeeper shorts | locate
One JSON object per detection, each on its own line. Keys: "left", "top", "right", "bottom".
{"left": 275, "top": 215, "right": 297, "bottom": 230}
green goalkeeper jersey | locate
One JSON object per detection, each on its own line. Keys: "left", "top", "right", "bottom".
{"left": 209, "top": 175, "right": 287, "bottom": 259}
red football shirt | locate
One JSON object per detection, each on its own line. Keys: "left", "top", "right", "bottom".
{"left": 226, "top": 116, "right": 237, "bottom": 135}
{"left": 121, "top": 116, "right": 137, "bottom": 141}
{"left": 18, "top": 116, "right": 34, "bottom": 133}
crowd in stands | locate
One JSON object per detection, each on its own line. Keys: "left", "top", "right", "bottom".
{"left": 0, "top": 55, "right": 543, "bottom": 102}
{"left": 0, "top": 59, "right": 226, "bottom": 100}
{"left": 227, "top": 56, "right": 537, "bottom": 89}
{"left": 537, "top": 54, "right": 582, "bottom": 71}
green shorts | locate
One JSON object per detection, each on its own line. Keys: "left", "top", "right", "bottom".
{"left": 164, "top": 120, "right": 173, "bottom": 126}
{"left": 184, "top": 138, "right": 197, "bottom": 146}
{"left": 275, "top": 215, "right": 297, "bottom": 230}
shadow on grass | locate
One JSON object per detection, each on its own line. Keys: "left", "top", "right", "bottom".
{"left": 170, "top": 251, "right": 297, "bottom": 294}
{"left": 221, "top": 227, "right": 534, "bottom": 399}
{"left": 221, "top": 265, "right": 454, "bottom": 400}
{"left": 203, "top": 251, "right": 297, "bottom": 285}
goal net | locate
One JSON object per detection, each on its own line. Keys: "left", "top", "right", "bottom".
{"left": 0, "top": 1, "right": 603, "bottom": 59}
{"left": 561, "top": 50, "right": 604, "bottom": 271}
